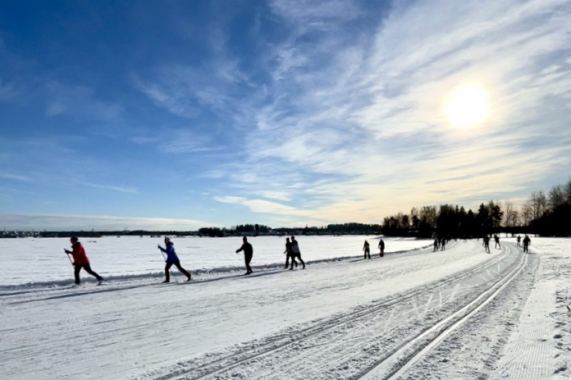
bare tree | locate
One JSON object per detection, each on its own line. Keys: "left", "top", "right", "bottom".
{"left": 503, "top": 201, "right": 519, "bottom": 228}
{"left": 549, "top": 185, "right": 566, "bottom": 210}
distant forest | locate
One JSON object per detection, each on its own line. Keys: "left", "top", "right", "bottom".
{"left": 382, "top": 178, "right": 571, "bottom": 238}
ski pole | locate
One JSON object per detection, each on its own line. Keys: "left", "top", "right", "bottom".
{"left": 159, "top": 249, "right": 179, "bottom": 283}
{"left": 64, "top": 249, "right": 74, "bottom": 266}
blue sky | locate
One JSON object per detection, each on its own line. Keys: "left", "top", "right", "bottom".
{"left": 1, "top": 0, "right": 571, "bottom": 230}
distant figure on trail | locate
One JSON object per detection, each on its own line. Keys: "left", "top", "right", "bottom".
{"left": 440, "top": 238, "right": 446, "bottom": 251}
{"left": 516, "top": 235, "right": 521, "bottom": 247}
{"left": 65, "top": 236, "right": 104, "bottom": 285}
{"left": 433, "top": 239, "right": 439, "bottom": 252}
{"left": 483, "top": 236, "right": 491, "bottom": 253}
{"left": 523, "top": 235, "right": 531, "bottom": 253}
{"left": 494, "top": 234, "right": 501, "bottom": 249}
{"left": 363, "top": 240, "right": 371, "bottom": 259}
{"left": 236, "top": 236, "right": 254, "bottom": 275}
{"left": 284, "top": 237, "right": 298, "bottom": 269}
{"left": 158, "top": 237, "right": 191, "bottom": 283}
{"left": 290, "top": 236, "right": 306, "bottom": 270}
{"left": 378, "top": 239, "right": 385, "bottom": 258}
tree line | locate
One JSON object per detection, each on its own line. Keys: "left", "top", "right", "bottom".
{"left": 383, "top": 178, "right": 571, "bottom": 238}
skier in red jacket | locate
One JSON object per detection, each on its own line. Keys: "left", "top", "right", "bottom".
{"left": 64, "top": 237, "right": 104, "bottom": 285}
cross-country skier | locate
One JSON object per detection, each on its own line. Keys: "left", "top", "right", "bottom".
{"left": 158, "top": 237, "right": 191, "bottom": 282}
{"left": 363, "top": 240, "right": 371, "bottom": 259}
{"left": 494, "top": 234, "right": 501, "bottom": 249}
{"left": 379, "top": 239, "right": 385, "bottom": 257}
{"left": 284, "top": 237, "right": 297, "bottom": 269}
{"left": 64, "top": 236, "right": 104, "bottom": 285}
{"left": 236, "top": 236, "right": 254, "bottom": 275}
{"left": 516, "top": 235, "right": 521, "bottom": 247}
{"left": 523, "top": 235, "right": 531, "bottom": 253}
{"left": 290, "top": 236, "right": 306, "bottom": 269}
{"left": 483, "top": 236, "right": 491, "bottom": 253}
{"left": 433, "top": 239, "right": 439, "bottom": 252}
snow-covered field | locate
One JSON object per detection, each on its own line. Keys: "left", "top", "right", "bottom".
{"left": 0, "top": 235, "right": 429, "bottom": 286}
{"left": 0, "top": 237, "right": 569, "bottom": 379}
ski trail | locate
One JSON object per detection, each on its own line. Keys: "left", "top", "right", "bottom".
{"left": 135, "top": 245, "right": 516, "bottom": 380}
{"left": 364, "top": 247, "right": 527, "bottom": 379}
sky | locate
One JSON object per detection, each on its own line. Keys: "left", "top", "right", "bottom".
{"left": 1, "top": 0, "right": 571, "bottom": 231}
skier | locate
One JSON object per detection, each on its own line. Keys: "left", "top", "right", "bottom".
{"left": 157, "top": 237, "right": 192, "bottom": 282}
{"left": 483, "top": 236, "right": 491, "bottom": 253}
{"left": 516, "top": 235, "right": 521, "bottom": 247}
{"left": 379, "top": 239, "right": 385, "bottom": 257}
{"left": 236, "top": 236, "right": 254, "bottom": 275}
{"left": 64, "top": 236, "right": 104, "bottom": 285}
{"left": 363, "top": 240, "right": 371, "bottom": 259}
{"left": 523, "top": 235, "right": 531, "bottom": 253}
{"left": 441, "top": 238, "right": 446, "bottom": 251}
{"left": 433, "top": 239, "right": 438, "bottom": 252}
{"left": 494, "top": 234, "right": 501, "bottom": 249}
{"left": 284, "top": 237, "right": 297, "bottom": 269}
{"left": 290, "top": 236, "right": 306, "bottom": 270}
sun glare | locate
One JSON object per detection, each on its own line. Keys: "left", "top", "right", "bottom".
{"left": 446, "top": 86, "right": 489, "bottom": 128}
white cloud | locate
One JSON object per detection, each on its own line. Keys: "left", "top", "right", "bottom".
{"left": 0, "top": 172, "right": 32, "bottom": 182}
{"left": 213, "top": 0, "right": 571, "bottom": 223}
{"left": 0, "top": 214, "right": 214, "bottom": 231}
{"left": 81, "top": 182, "right": 139, "bottom": 194}
{"left": 45, "top": 82, "right": 121, "bottom": 120}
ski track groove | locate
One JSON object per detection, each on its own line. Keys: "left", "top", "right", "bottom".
{"left": 141, "top": 245, "right": 516, "bottom": 380}
{"left": 357, "top": 244, "right": 528, "bottom": 380}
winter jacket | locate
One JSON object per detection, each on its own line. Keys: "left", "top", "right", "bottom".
{"left": 71, "top": 242, "right": 90, "bottom": 266}
{"left": 162, "top": 243, "right": 179, "bottom": 263}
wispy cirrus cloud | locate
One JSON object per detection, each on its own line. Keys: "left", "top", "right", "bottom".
{"left": 45, "top": 82, "right": 121, "bottom": 120}
{"left": 0, "top": 213, "right": 214, "bottom": 231}
{"left": 80, "top": 182, "right": 139, "bottom": 194}
{"left": 199, "top": 0, "right": 571, "bottom": 223}
{"left": 0, "top": 172, "right": 32, "bottom": 182}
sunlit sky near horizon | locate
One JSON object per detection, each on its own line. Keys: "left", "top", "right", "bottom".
{"left": 1, "top": 0, "right": 571, "bottom": 230}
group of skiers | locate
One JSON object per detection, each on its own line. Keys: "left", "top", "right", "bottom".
{"left": 433, "top": 238, "right": 449, "bottom": 252}
{"left": 362, "top": 239, "right": 385, "bottom": 259}
{"left": 64, "top": 233, "right": 533, "bottom": 285}
{"left": 64, "top": 235, "right": 306, "bottom": 285}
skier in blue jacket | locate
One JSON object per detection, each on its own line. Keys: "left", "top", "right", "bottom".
{"left": 158, "top": 237, "right": 191, "bottom": 282}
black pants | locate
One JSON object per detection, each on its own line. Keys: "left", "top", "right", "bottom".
{"left": 165, "top": 260, "right": 191, "bottom": 281}
{"left": 285, "top": 253, "right": 298, "bottom": 268}
{"left": 290, "top": 253, "right": 305, "bottom": 269}
{"left": 74, "top": 264, "right": 102, "bottom": 285}
{"left": 244, "top": 253, "right": 253, "bottom": 274}
{"left": 364, "top": 248, "right": 370, "bottom": 259}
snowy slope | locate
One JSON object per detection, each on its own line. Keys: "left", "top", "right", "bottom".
{"left": 0, "top": 239, "right": 568, "bottom": 379}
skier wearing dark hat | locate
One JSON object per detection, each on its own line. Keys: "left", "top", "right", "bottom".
{"left": 64, "top": 236, "right": 104, "bottom": 285}
{"left": 158, "top": 237, "right": 192, "bottom": 282}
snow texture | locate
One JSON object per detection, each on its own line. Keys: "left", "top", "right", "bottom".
{"left": 0, "top": 237, "right": 569, "bottom": 379}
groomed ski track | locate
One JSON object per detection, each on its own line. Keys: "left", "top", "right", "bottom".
{"left": 0, "top": 241, "right": 538, "bottom": 379}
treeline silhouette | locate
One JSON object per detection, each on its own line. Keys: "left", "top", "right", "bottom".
{"left": 383, "top": 178, "right": 571, "bottom": 238}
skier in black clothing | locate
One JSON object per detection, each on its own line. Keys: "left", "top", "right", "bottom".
{"left": 378, "top": 239, "right": 385, "bottom": 258}
{"left": 523, "top": 235, "right": 531, "bottom": 253}
{"left": 433, "top": 239, "right": 438, "bottom": 252}
{"left": 363, "top": 240, "right": 371, "bottom": 259}
{"left": 494, "top": 234, "right": 501, "bottom": 249}
{"left": 284, "top": 237, "right": 297, "bottom": 269}
{"left": 236, "top": 237, "right": 254, "bottom": 275}
{"left": 483, "top": 236, "right": 491, "bottom": 253}
{"left": 290, "top": 236, "right": 306, "bottom": 270}
{"left": 516, "top": 235, "right": 521, "bottom": 247}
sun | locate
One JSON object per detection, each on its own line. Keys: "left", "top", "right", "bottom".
{"left": 446, "top": 86, "right": 489, "bottom": 127}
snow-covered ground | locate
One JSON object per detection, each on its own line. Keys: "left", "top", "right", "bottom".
{"left": 0, "top": 235, "right": 429, "bottom": 286}
{"left": 0, "top": 237, "right": 569, "bottom": 379}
